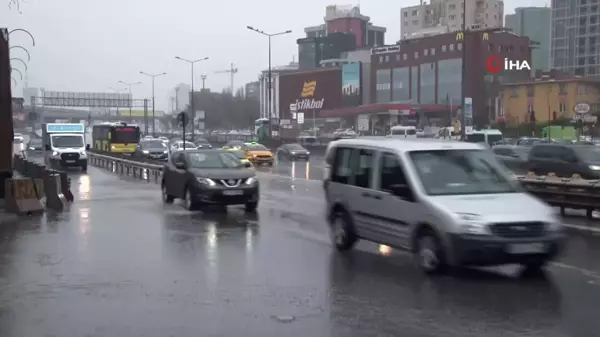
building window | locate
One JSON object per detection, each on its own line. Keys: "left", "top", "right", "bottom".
{"left": 442, "top": 45, "right": 447, "bottom": 52}
{"left": 414, "top": 51, "right": 419, "bottom": 59}
{"left": 510, "top": 87, "right": 518, "bottom": 98}
{"left": 424, "top": 49, "right": 429, "bottom": 56}
{"left": 379, "top": 56, "right": 384, "bottom": 63}
{"left": 449, "top": 14, "right": 456, "bottom": 20}
{"left": 396, "top": 54, "right": 400, "bottom": 61}
{"left": 449, "top": 3, "right": 456, "bottom": 10}
{"left": 403, "top": 53, "right": 407, "bottom": 60}
{"left": 412, "top": 10, "right": 418, "bottom": 16}
{"left": 488, "top": 43, "right": 494, "bottom": 51}
{"left": 457, "top": 43, "right": 462, "bottom": 51}
{"left": 449, "top": 44, "right": 455, "bottom": 52}
{"left": 578, "top": 84, "right": 587, "bottom": 95}
{"left": 412, "top": 20, "right": 419, "bottom": 25}
{"left": 559, "top": 102, "right": 567, "bottom": 113}
{"left": 403, "top": 11, "right": 408, "bottom": 17}
{"left": 559, "top": 84, "right": 567, "bottom": 94}
{"left": 385, "top": 55, "right": 390, "bottom": 62}
{"left": 430, "top": 48, "right": 435, "bottom": 55}
{"left": 526, "top": 85, "right": 534, "bottom": 97}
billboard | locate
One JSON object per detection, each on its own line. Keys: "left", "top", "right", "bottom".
{"left": 113, "top": 109, "right": 165, "bottom": 117}
{"left": 342, "top": 62, "right": 361, "bottom": 107}
{"left": 278, "top": 69, "right": 342, "bottom": 118}
{"left": 40, "top": 91, "right": 132, "bottom": 108}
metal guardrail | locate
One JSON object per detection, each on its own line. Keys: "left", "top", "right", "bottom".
{"left": 89, "top": 151, "right": 600, "bottom": 220}
{"left": 88, "top": 152, "right": 163, "bottom": 183}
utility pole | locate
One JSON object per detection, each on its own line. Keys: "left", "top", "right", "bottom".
{"left": 140, "top": 71, "right": 167, "bottom": 137}
{"left": 200, "top": 75, "right": 207, "bottom": 90}
{"left": 247, "top": 26, "right": 292, "bottom": 138}
{"left": 118, "top": 80, "right": 141, "bottom": 118}
{"left": 214, "top": 63, "right": 238, "bottom": 94}
{"left": 175, "top": 56, "right": 209, "bottom": 141}
{"left": 460, "top": 0, "right": 467, "bottom": 141}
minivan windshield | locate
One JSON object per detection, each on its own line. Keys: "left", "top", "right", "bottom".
{"left": 409, "top": 149, "right": 519, "bottom": 196}
{"left": 51, "top": 135, "right": 84, "bottom": 148}
{"left": 574, "top": 146, "right": 600, "bottom": 162}
{"left": 187, "top": 152, "right": 242, "bottom": 169}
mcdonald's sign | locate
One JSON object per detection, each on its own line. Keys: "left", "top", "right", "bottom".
{"left": 482, "top": 32, "right": 489, "bottom": 40}
{"left": 456, "top": 32, "right": 464, "bottom": 41}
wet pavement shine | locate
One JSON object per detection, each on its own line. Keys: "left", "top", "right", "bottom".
{"left": 0, "top": 162, "right": 600, "bottom": 336}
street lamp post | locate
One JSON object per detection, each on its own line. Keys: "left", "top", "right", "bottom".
{"left": 140, "top": 71, "right": 167, "bottom": 137}
{"left": 247, "top": 26, "right": 292, "bottom": 138}
{"left": 118, "top": 80, "right": 142, "bottom": 118}
{"left": 108, "top": 87, "right": 127, "bottom": 116}
{"left": 175, "top": 56, "right": 209, "bottom": 141}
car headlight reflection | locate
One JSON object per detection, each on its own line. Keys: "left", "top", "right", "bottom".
{"left": 245, "top": 177, "right": 257, "bottom": 185}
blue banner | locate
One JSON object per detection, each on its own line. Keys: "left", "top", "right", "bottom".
{"left": 46, "top": 123, "right": 85, "bottom": 133}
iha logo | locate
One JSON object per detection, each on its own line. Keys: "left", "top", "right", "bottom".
{"left": 486, "top": 56, "right": 531, "bottom": 73}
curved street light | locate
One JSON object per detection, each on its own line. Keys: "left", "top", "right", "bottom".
{"left": 11, "top": 67, "right": 23, "bottom": 80}
{"left": 117, "top": 80, "right": 142, "bottom": 117}
{"left": 11, "top": 77, "right": 17, "bottom": 85}
{"left": 175, "top": 56, "right": 209, "bottom": 141}
{"left": 10, "top": 57, "right": 28, "bottom": 71}
{"left": 9, "top": 28, "right": 35, "bottom": 46}
{"left": 140, "top": 71, "right": 167, "bottom": 136}
{"left": 9, "top": 46, "right": 31, "bottom": 61}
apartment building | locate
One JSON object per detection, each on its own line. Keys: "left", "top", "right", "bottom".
{"left": 401, "top": 0, "right": 504, "bottom": 39}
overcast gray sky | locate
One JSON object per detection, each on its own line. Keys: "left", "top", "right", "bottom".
{"left": 4, "top": 0, "right": 546, "bottom": 110}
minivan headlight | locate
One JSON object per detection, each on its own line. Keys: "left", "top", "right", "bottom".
{"left": 196, "top": 177, "right": 216, "bottom": 186}
{"left": 245, "top": 177, "right": 257, "bottom": 185}
{"left": 546, "top": 215, "right": 563, "bottom": 231}
{"left": 456, "top": 213, "right": 489, "bottom": 235}
{"left": 589, "top": 165, "right": 600, "bottom": 170}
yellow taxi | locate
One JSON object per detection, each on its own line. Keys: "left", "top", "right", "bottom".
{"left": 242, "top": 142, "right": 274, "bottom": 166}
{"left": 225, "top": 149, "right": 253, "bottom": 169}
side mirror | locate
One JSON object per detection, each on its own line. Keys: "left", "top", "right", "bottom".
{"left": 45, "top": 144, "right": 51, "bottom": 151}
{"left": 85, "top": 144, "right": 90, "bottom": 150}
{"left": 388, "top": 184, "right": 413, "bottom": 200}
{"left": 244, "top": 161, "right": 252, "bottom": 168}
{"left": 174, "top": 162, "right": 186, "bottom": 170}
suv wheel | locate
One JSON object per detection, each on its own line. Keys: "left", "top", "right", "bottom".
{"left": 184, "top": 187, "right": 198, "bottom": 210}
{"left": 245, "top": 202, "right": 258, "bottom": 212}
{"left": 415, "top": 229, "right": 446, "bottom": 274}
{"left": 330, "top": 211, "right": 357, "bottom": 251}
{"left": 161, "top": 181, "right": 174, "bottom": 204}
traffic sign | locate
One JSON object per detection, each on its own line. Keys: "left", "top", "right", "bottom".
{"left": 290, "top": 103, "right": 297, "bottom": 113}
{"left": 177, "top": 112, "right": 189, "bottom": 127}
{"left": 297, "top": 112, "right": 305, "bottom": 124}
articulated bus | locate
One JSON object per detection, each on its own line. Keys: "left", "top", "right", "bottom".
{"left": 92, "top": 122, "right": 141, "bottom": 153}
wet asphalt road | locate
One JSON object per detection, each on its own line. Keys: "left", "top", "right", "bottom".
{"left": 1, "top": 158, "right": 600, "bottom": 336}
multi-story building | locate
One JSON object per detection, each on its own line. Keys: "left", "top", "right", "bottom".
{"left": 168, "top": 83, "right": 190, "bottom": 113}
{"left": 258, "top": 62, "right": 299, "bottom": 120}
{"left": 551, "top": 0, "right": 600, "bottom": 76}
{"left": 401, "top": 0, "right": 504, "bottom": 40}
{"left": 304, "top": 5, "right": 386, "bottom": 49}
{"left": 245, "top": 81, "right": 259, "bottom": 100}
{"left": 500, "top": 74, "right": 600, "bottom": 124}
{"left": 298, "top": 33, "right": 357, "bottom": 69}
{"left": 505, "top": 7, "right": 551, "bottom": 73}
{"left": 370, "top": 30, "right": 530, "bottom": 127}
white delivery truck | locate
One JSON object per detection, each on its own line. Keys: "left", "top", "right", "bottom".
{"left": 42, "top": 123, "right": 89, "bottom": 172}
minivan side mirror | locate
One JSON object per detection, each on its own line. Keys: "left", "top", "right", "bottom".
{"left": 388, "top": 184, "right": 414, "bottom": 201}
{"left": 85, "top": 144, "right": 90, "bottom": 150}
{"left": 45, "top": 144, "right": 51, "bottom": 151}
{"left": 174, "top": 161, "right": 186, "bottom": 170}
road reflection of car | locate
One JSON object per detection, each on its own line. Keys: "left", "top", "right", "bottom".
{"left": 275, "top": 143, "right": 310, "bottom": 161}
{"left": 324, "top": 138, "right": 564, "bottom": 275}
{"left": 161, "top": 149, "right": 259, "bottom": 211}
{"left": 135, "top": 139, "right": 169, "bottom": 161}
{"left": 492, "top": 145, "right": 529, "bottom": 174}
{"left": 225, "top": 149, "right": 253, "bottom": 168}
{"left": 170, "top": 140, "right": 197, "bottom": 152}
{"left": 527, "top": 143, "right": 600, "bottom": 179}
{"left": 242, "top": 142, "right": 274, "bottom": 166}
{"left": 195, "top": 137, "right": 213, "bottom": 149}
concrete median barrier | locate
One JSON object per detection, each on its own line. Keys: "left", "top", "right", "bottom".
{"left": 4, "top": 178, "right": 45, "bottom": 215}
{"left": 43, "top": 171, "right": 67, "bottom": 211}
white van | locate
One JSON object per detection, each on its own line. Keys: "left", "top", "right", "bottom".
{"left": 465, "top": 129, "right": 503, "bottom": 147}
{"left": 323, "top": 138, "right": 564, "bottom": 275}
{"left": 389, "top": 125, "right": 417, "bottom": 138}
{"left": 43, "top": 123, "right": 89, "bottom": 171}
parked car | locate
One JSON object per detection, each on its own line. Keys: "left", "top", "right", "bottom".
{"left": 275, "top": 143, "right": 310, "bottom": 161}
{"left": 161, "top": 149, "right": 259, "bottom": 211}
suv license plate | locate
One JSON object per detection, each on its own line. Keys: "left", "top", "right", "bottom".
{"left": 223, "top": 190, "right": 243, "bottom": 196}
{"left": 508, "top": 243, "right": 546, "bottom": 254}
{"left": 65, "top": 160, "right": 75, "bottom": 163}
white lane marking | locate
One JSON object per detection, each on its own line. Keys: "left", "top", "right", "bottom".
{"left": 563, "top": 223, "right": 600, "bottom": 233}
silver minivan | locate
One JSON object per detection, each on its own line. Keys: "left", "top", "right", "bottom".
{"left": 323, "top": 138, "right": 565, "bottom": 275}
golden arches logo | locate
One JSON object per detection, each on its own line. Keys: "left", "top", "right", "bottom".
{"left": 482, "top": 32, "right": 489, "bottom": 40}
{"left": 301, "top": 81, "right": 316, "bottom": 98}
{"left": 456, "top": 32, "right": 464, "bottom": 41}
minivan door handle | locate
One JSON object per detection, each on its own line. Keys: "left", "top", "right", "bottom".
{"left": 361, "top": 192, "right": 382, "bottom": 200}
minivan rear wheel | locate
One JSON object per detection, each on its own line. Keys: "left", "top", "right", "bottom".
{"left": 330, "top": 211, "right": 357, "bottom": 251}
{"left": 415, "top": 229, "right": 446, "bottom": 274}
